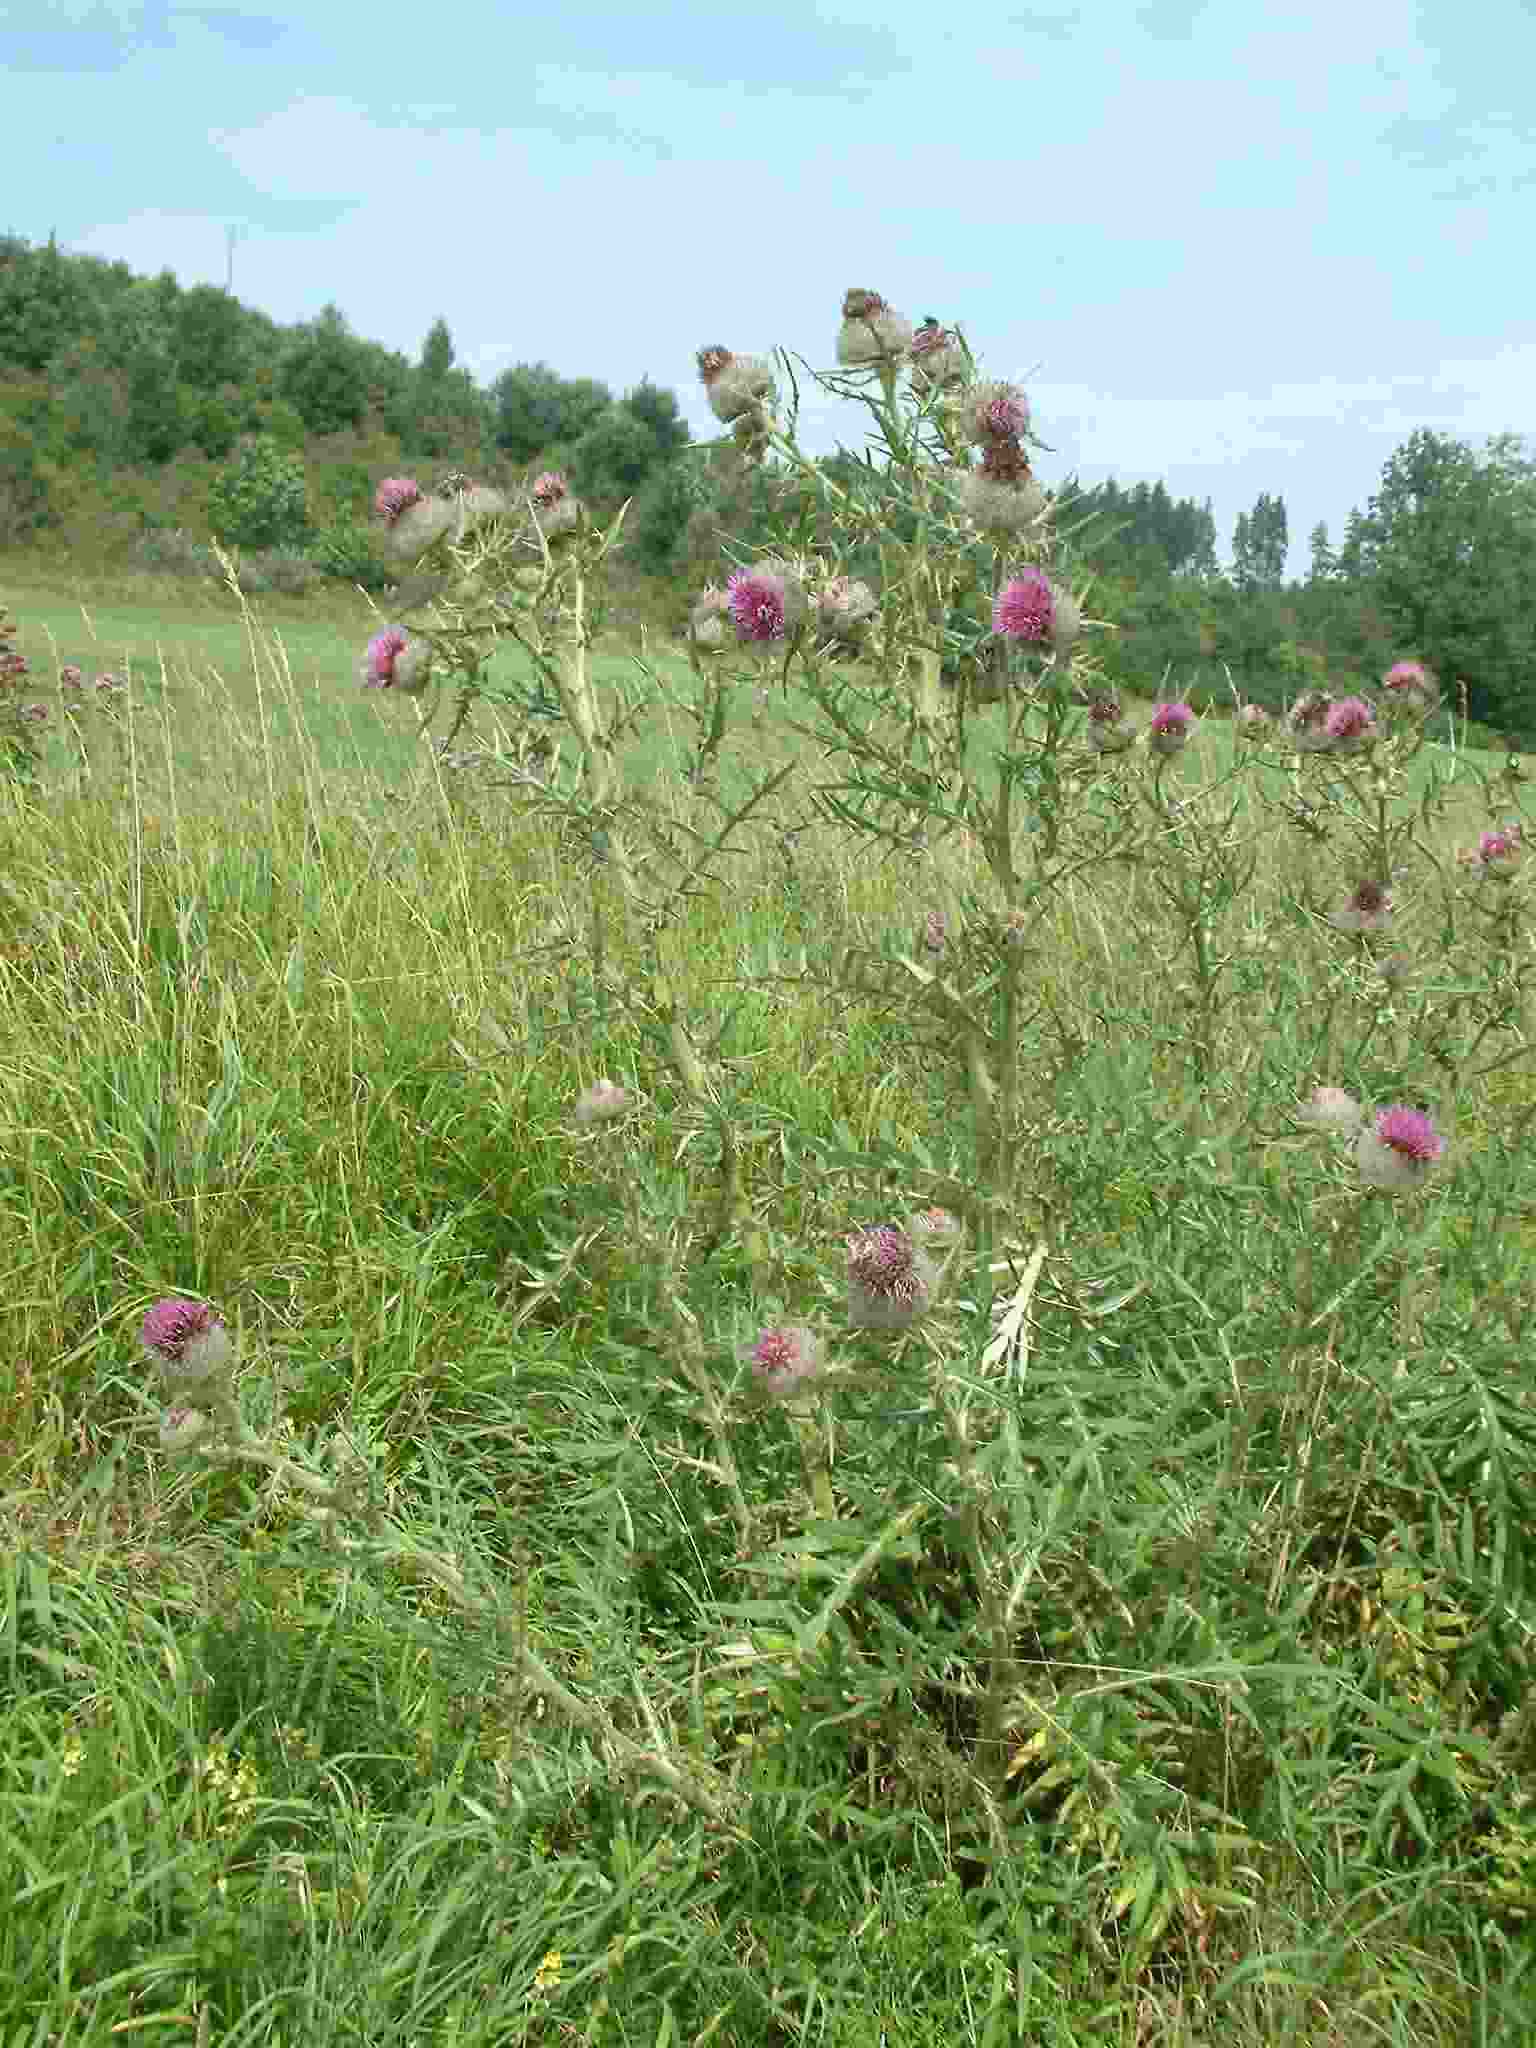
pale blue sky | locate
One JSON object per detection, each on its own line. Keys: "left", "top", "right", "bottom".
{"left": 6, "top": 0, "right": 1533, "bottom": 579}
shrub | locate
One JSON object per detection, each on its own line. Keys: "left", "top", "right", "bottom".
{"left": 132, "top": 525, "right": 220, "bottom": 580}
{"left": 232, "top": 548, "right": 320, "bottom": 597}
{"left": 185, "top": 392, "right": 239, "bottom": 461}
{"left": 310, "top": 512, "right": 392, "bottom": 592}
{"left": 207, "top": 434, "right": 311, "bottom": 552}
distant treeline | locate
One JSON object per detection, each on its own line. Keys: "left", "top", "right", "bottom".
{"left": 3, "top": 233, "right": 1533, "bottom": 736}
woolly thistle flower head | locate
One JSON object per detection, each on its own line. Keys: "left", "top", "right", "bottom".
{"left": 141, "top": 1297, "right": 234, "bottom": 1399}
{"left": 359, "top": 626, "right": 433, "bottom": 695}
{"left": 1355, "top": 1105, "right": 1447, "bottom": 1191}
{"left": 374, "top": 476, "right": 425, "bottom": 527}
{"left": 908, "top": 316, "right": 967, "bottom": 393}
{"left": 688, "top": 584, "right": 734, "bottom": 650}
{"left": 1328, "top": 879, "right": 1392, "bottom": 932}
{"left": 1287, "top": 690, "right": 1335, "bottom": 752}
{"left": 1383, "top": 659, "right": 1437, "bottom": 711}
{"left": 958, "top": 470, "right": 1047, "bottom": 537}
{"left": 1147, "top": 701, "right": 1197, "bottom": 754}
{"left": 1469, "top": 826, "right": 1523, "bottom": 878}
{"left": 528, "top": 469, "right": 582, "bottom": 538}
{"left": 574, "top": 1078, "right": 632, "bottom": 1126}
{"left": 1047, "top": 587, "right": 1081, "bottom": 654}
{"left": 741, "top": 1323, "right": 823, "bottom": 1399}
{"left": 727, "top": 560, "right": 808, "bottom": 644}
{"left": 836, "top": 288, "right": 915, "bottom": 370}
{"left": 159, "top": 1406, "right": 212, "bottom": 1455}
{"left": 992, "top": 569, "right": 1055, "bottom": 644}
{"left": 696, "top": 345, "right": 777, "bottom": 425}
{"left": 908, "top": 1205, "right": 963, "bottom": 1248}
{"left": 816, "top": 575, "right": 879, "bottom": 642}
{"left": 964, "top": 379, "right": 1031, "bottom": 447}
{"left": 845, "top": 1223, "right": 935, "bottom": 1333}
{"left": 1295, "top": 1085, "right": 1365, "bottom": 1132}
{"left": 60, "top": 663, "right": 82, "bottom": 689}
{"left": 1324, "top": 695, "right": 1379, "bottom": 751}
{"left": 1236, "top": 703, "right": 1271, "bottom": 736}
{"left": 1086, "top": 695, "right": 1137, "bottom": 752}
{"left": 382, "top": 491, "right": 460, "bottom": 562}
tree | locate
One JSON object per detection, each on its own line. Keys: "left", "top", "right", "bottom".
{"left": 175, "top": 284, "right": 247, "bottom": 392}
{"left": 420, "top": 317, "right": 456, "bottom": 381}
{"left": 1350, "top": 428, "right": 1536, "bottom": 736}
{"left": 0, "top": 233, "right": 88, "bottom": 373}
{"left": 123, "top": 343, "right": 187, "bottom": 464}
{"left": 1230, "top": 491, "right": 1288, "bottom": 591}
{"left": 278, "top": 304, "right": 368, "bottom": 434}
{"left": 1306, "top": 520, "right": 1336, "bottom": 584}
{"left": 621, "top": 377, "right": 691, "bottom": 462}
{"left": 1336, "top": 508, "right": 1374, "bottom": 581}
{"left": 570, "top": 406, "right": 664, "bottom": 501}
{"left": 627, "top": 457, "right": 702, "bottom": 574}
{"left": 491, "top": 363, "right": 612, "bottom": 463}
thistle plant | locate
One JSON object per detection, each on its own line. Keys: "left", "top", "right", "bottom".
{"left": 132, "top": 290, "right": 1536, "bottom": 1937}
{"left": 0, "top": 602, "right": 49, "bottom": 789}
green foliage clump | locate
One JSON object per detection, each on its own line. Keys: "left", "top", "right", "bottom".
{"left": 310, "top": 509, "right": 392, "bottom": 591}
{"left": 278, "top": 305, "right": 369, "bottom": 435}
{"left": 207, "top": 433, "right": 311, "bottom": 551}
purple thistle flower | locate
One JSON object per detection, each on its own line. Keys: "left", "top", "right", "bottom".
{"left": 1147, "top": 701, "right": 1196, "bottom": 754}
{"left": 361, "top": 626, "right": 408, "bottom": 688}
{"left": 1355, "top": 1106, "right": 1447, "bottom": 1191}
{"left": 742, "top": 1324, "right": 823, "bottom": 1398}
{"left": 846, "top": 1224, "right": 935, "bottom": 1333}
{"left": 1324, "top": 695, "right": 1379, "bottom": 750}
{"left": 1383, "top": 660, "right": 1435, "bottom": 708}
{"left": 142, "top": 1296, "right": 225, "bottom": 1363}
{"left": 1477, "top": 827, "right": 1521, "bottom": 869}
{"left": 965, "top": 380, "right": 1031, "bottom": 446}
{"left": 992, "top": 569, "right": 1055, "bottom": 643}
{"left": 374, "top": 476, "right": 424, "bottom": 527}
{"left": 141, "top": 1296, "right": 235, "bottom": 1399}
{"left": 531, "top": 471, "right": 568, "bottom": 505}
{"left": 727, "top": 562, "right": 806, "bottom": 644}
